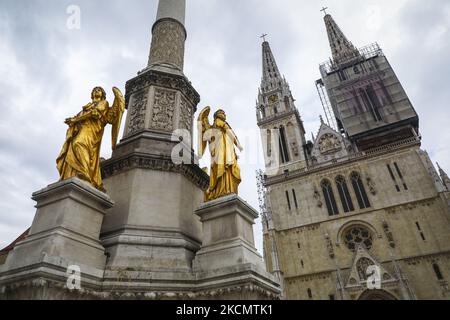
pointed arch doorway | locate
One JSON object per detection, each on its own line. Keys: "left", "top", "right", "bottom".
{"left": 358, "top": 289, "right": 397, "bottom": 300}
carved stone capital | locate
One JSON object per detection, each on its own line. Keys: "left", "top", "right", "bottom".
{"left": 125, "top": 70, "right": 200, "bottom": 112}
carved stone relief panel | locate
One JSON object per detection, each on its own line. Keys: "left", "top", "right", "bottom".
{"left": 151, "top": 88, "right": 176, "bottom": 131}
{"left": 319, "top": 133, "right": 342, "bottom": 154}
{"left": 179, "top": 97, "right": 192, "bottom": 131}
{"left": 127, "top": 90, "right": 148, "bottom": 135}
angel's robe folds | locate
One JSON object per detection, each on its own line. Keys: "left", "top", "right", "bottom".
{"left": 57, "top": 100, "right": 112, "bottom": 190}
{"left": 205, "top": 118, "right": 242, "bottom": 201}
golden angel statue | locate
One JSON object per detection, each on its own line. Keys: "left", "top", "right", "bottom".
{"left": 56, "top": 86, "right": 125, "bottom": 191}
{"left": 198, "top": 107, "right": 243, "bottom": 201}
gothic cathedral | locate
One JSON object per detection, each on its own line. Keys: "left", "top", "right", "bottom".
{"left": 257, "top": 13, "right": 450, "bottom": 300}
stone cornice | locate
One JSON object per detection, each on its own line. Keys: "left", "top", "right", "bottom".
{"left": 0, "top": 277, "right": 280, "bottom": 300}
{"left": 101, "top": 153, "right": 209, "bottom": 190}
{"left": 264, "top": 137, "right": 421, "bottom": 187}
{"left": 257, "top": 109, "right": 299, "bottom": 127}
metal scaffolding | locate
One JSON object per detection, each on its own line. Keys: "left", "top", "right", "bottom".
{"left": 315, "top": 79, "right": 338, "bottom": 131}
{"left": 256, "top": 169, "right": 271, "bottom": 224}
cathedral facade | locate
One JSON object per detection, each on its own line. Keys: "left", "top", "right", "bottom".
{"left": 257, "top": 13, "right": 450, "bottom": 300}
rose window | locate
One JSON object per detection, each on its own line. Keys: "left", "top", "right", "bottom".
{"left": 343, "top": 226, "right": 373, "bottom": 251}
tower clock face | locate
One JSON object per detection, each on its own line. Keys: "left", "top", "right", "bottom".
{"left": 268, "top": 95, "right": 278, "bottom": 104}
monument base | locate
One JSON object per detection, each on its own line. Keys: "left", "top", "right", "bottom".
{"left": 0, "top": 188, "right": 280, "bottom": 300}
{"left": 192, "top": 194, "right": 280, "bottom": 299}
{"left": 0, "top": 178, "right": 113, "bottom": 297}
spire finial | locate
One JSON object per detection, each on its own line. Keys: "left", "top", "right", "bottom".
{"left": 260, "top": 33, "right": 268, "bottom": 42}
{"left": 320, "top": 7, "right": 328, "bottom": 16}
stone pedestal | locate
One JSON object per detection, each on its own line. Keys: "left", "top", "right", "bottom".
{"left": 1, "top": 178, "right": 113, "bottom": 285}
{"left": 192, "top": 195, "right": 281, "bottom": 299}
{"left": 193, "top": 194, "right": 265, "bottom": 272}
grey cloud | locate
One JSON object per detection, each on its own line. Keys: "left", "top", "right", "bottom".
{"left": 0, "top": 1, "right": 449, "bottom": 253}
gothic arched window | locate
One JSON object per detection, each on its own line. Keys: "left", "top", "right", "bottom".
{"left": 336, "top": 176, "right": 355, "bottom": 213}
{"left": 351, "top": 172, "right": 371, "bottom": 209}
{"left": 278, "top": 126, "right": 290, "bottom": 164}
{"left": 266, "top": 129, "right": 272, "bottom": 157}
{"left": 321, "top": 179, "right": 339, "bottom": 216}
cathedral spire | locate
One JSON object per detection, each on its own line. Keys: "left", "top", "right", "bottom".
{"left": 261, "top": 40, "right": 283, "bottom": 91}
{"left": 148, "top": 0, "right": 187, "bottom": 74}
{"left": 323, "top": 13, "right": 360, "bottom": 65}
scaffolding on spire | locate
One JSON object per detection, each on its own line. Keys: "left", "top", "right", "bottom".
{"left": 256, "top": 169, "right": 271, "bottom": 226}
{"left": 315, "top": 79, "right": 338, "bottom": 131}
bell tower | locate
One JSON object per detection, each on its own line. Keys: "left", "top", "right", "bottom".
{"left": 318, "top": 13, "right": 419, "bottom": 151}
{"left": 256, "top": 40, "right": 307, "bottom": 175}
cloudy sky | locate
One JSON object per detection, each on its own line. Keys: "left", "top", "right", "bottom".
{"left": 1, "top": 0, "right": 449, "bottom": 254}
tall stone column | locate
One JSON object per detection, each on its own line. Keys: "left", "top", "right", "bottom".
{"left": 100, "top": 0, "right": 208, "bottom": 277}
{"left": 148, "top": 0, "right": 186, "bottom": 73}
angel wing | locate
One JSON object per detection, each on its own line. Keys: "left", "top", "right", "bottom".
{"left": 197, "top": 106, "right": 211, "bottom": 157}
{"left": 109, "top": 87, "right": 125, "bottom": 151}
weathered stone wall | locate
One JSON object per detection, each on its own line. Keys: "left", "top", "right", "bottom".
{"left": 264, "top": 145, "right": 450, "bottom": 299}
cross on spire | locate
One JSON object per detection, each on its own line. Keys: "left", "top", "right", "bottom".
{"left": 320, "top": 7, "right": 328, "bottom": 16}
{"left": 260, "top": 33, "right": 268, "bottom": 42}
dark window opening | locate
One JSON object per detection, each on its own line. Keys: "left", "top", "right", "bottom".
{"left": 266, "top": 130, "right": 272, "bottom": 157}
{"left": 329, "top": 294, "right": 336, "bottom": 300}
{"left": 307, "top": 288, "right": 312, "bottom": 299}
{"left": 394, "top": 162, "right": 403, "bottom": 178}
{"left": 433, "top": 263, "right": 444, "bottom": 280}
{"left": 351, "top": 172, "right": 371, "bottom": 209}
{"left": 285, "top": 190, "right": 291, "bottom": 211}
{"left": 336, "top": 176, "right": 355, "bottom": 213}
{"left": 322, "top": 180, "right": 339, "bottom": 216}
{"left": 292, "top": 189, "right": 298, "bottom": 209}
{"left": 394, "top": 162, "right": 408, "bottom": 190}
{"left": 279, "top": 126, "right": 290, "bottom": 163}
{"left": 387, "top": 164, "right": 400, "bottom": 192}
